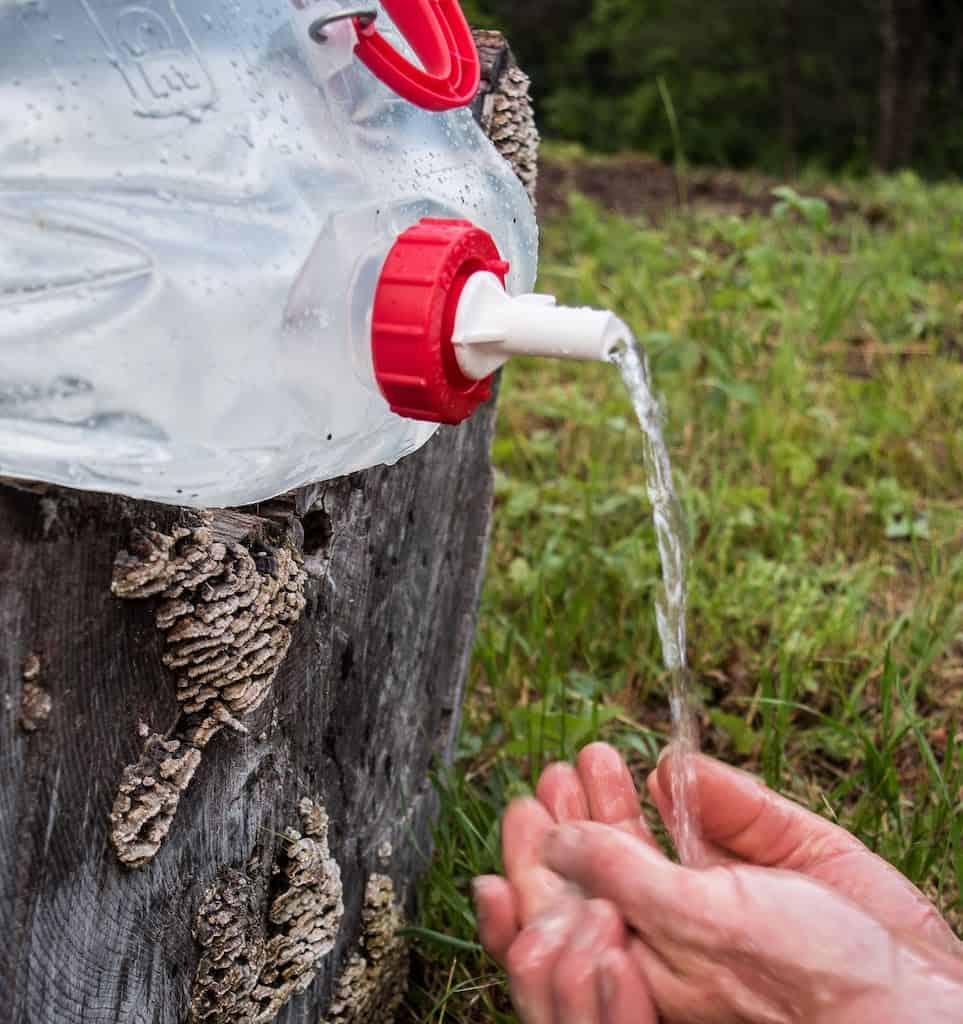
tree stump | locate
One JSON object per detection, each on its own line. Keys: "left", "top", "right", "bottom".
{"left": 0, "top": 31, "right": 538, "bottom": 1024}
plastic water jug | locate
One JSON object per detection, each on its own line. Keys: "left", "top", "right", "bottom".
{"left": 0, "top": 0, "right": 628, "bottom": 507}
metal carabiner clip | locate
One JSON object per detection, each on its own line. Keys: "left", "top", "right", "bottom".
{"left": 308, "top": 6, "right": 378, "bottom": 44}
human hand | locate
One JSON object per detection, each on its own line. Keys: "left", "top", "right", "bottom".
{"left": 473, "top": 744, "right": 660, "bottom": 1022}
{"left": 644, "top": 747, "right": 962, "bottom": 957}
{"left": 476, "top": 743, "right": 963, "bottom": 1022}
{"left": 541, "top": 745, "right": 963, "bottom": 1022}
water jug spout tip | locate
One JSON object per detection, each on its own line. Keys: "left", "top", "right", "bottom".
{"left": 451, "top": 271, "right": 630, "bottom": 380}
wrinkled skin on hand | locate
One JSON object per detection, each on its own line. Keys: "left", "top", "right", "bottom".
{"left": 474, "top": 743, "right": 963, "bottom": 1023}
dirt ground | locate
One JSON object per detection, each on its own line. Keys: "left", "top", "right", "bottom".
{"left": 536, "top": 152, "right": 858, "bottom": 221}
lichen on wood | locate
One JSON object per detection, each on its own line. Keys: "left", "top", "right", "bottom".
{"left": 473, "top": 29, "right": 539, "bottom": 202}
{"left": 190, "top": 799, "right": 344, "bottom": 1024}
{"left": 19, "top": 653, "right": 51, "bottom": 732}
{"left": 109, "top": 735, "right": 204, "bottom": 870}
{"left": 109, "top": 521, "right": 307, "bottom": 868}
{"left": 321, "top": 875, "right": 409, "bottom": 1024}
{"left": 190, "top": 869, "right": 266, "bottom": 1024}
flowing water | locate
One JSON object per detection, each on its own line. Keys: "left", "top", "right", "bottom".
{"left": 609, "top": 334, "right": 704, "bottom": 866}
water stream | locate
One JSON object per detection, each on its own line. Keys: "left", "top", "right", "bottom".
{"left": 609, "top": 335, "right": 704, "bottom": 866}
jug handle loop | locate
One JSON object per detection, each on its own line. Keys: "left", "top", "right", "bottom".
{"left": 351, "top": 0, "right": 481, "bottom": 112}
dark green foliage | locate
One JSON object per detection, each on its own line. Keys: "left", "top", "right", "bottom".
{"left": 468, "top": 0, "right": 963, "bottom": 176}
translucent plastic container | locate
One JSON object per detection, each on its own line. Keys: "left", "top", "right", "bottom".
{"left": 0, "top": 0, "right": 538, "bottom": 506}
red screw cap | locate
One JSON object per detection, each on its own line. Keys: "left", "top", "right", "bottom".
{"left": 371, "top": 218, "right": 510, "bottom": 424}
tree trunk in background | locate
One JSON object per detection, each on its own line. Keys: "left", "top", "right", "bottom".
{"left": 0, "top": 31, "right": 538, "bottom": 1024}
{"left": 946, "top": 10, "right": 962, "bottom": 96}
{"left": 876, "top": 0, "right": 935, "bottom": 170}
{"left": 892, "top": 0, "right": 931, "bottom": 168}
{"left": 876, "top": 0, "right": 901, "bottom": 170}
{"left": 780, "top": 0, "right": 802, "bottom": 176}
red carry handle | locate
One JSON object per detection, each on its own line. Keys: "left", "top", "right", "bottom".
{"left": 353, "top": 0, "right": 481, "bottom": 112}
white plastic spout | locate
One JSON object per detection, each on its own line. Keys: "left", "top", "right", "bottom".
{"left": 451, "top": 271, "right": 632, "bottom": 381}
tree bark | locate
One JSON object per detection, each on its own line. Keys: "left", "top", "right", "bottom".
{"left": 875, "top": 0, "right": 934, "bottom": 170}
{"left": 946, "top": 6, "right": 962, "bottom": 96}
{"left": 0, "top": 31, "right": 537, "bottom": 1024}
{"left": 876, "top": 0, "right": 901, "bottom": 170}
{"left": 780, "top": 0, "right": 802, "bottom": 176}
{"left": 892, "top": 0, "right": 932, "bottom": 168}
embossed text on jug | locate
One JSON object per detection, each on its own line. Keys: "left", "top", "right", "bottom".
{"left": 80, "top": 0, "right": 216, "bottom": 117}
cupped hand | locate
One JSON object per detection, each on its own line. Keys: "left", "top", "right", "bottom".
{"left": 645, "top": 747, "right": 962, "bottom": 957}
{"left": 543, "top": 744, "right": 963, "bottom": 1022}
{"left": 474, "top": 747, "right": 659, "bottom": 1022}
{"left": 477, "top": 743, "right": 963, "bottom": 1023}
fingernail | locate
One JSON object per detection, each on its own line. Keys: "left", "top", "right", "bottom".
{"left": 543, "top": 824, "right": 583, "bottom": 865}
{"left": 471, "top": 877, "right": 492, "bottom": 922}
{"left": 657, "top": 744, "right": 672, "bottom": 766}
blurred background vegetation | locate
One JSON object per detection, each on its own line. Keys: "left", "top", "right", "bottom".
{"left": 464, "top": 0, "right": 963, "bottom": 177}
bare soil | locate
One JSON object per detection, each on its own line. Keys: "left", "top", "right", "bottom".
{"left": 536, "top": 152, "right": 859, "bottom": 221}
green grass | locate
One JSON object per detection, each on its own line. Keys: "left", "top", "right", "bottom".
{"left": 402, "top": 168, "right": 963, "bottom": 1022}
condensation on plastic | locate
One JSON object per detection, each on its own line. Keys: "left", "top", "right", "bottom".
{"left": 0, "top": 0, "right": 538, "bottom": 507}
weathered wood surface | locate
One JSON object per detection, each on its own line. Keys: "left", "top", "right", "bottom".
{"left": 0, "top": 32, "right": 537, "bottom": 1024}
